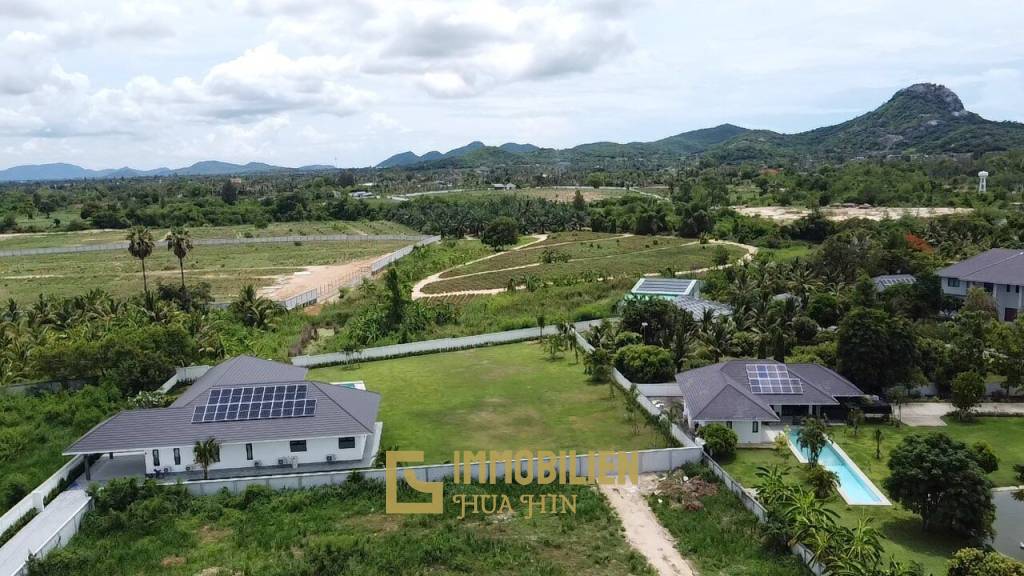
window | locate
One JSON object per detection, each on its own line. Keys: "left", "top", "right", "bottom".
{"left": 752, "top": 422, "right": 759, "bottom": 434}
{"left": 1017, "top": 285, "right": 1021, "bottom": 294}
{"left": 984, "top": 282, "right": 994, "bottom": 292}
{"left": 725, "top": 421, "right": 733, "bottom": 429}
{"left": 152, "top": 449, "right": 160, "bottom": 467}
{"left": 245, "top": 443, "right": 253, "bottom": 460}
{"left": 289, "top": 440, "right": 307, "bottom": 453}
{"left": 947, "top": 278, "right": 960, "bottom": 288}
{"left": 173, "top": 448, "right": 181, "bottom": 466}
{"left": 338, "top": 437, "right": 355, "bottom": 449}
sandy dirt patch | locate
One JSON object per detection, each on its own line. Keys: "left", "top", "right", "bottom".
{"left": 257, "top": 256, "right": 377, "bottom": 303}
{"left": 734, "top": 205, "right": 973, "bottom": 224}
{"left": 600, "top": 474, "right": 696, "bottom": 576}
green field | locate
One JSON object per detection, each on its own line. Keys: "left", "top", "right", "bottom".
{"left": 0, "top": 220, "right": 415, "bottom": 251}
{"left": 720, "top": 418, "right": 1024, "bottom": 575}
{"left": 423, "top": 238, "right": 742, "bottom": 294}
{"left": 30, "top": 479, "right": 655, "bottom": 576}
{"left": 309, "top": 342, "right": 664, "bottom": 463}
{"left": 0, "top": 239, "right": 410, "bottom": 302}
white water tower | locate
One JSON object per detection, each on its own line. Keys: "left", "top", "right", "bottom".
{"left": 978, "top": 171, "right": 989, "bottom": 193}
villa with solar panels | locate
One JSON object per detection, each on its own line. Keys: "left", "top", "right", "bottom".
{"left": 674, "top": 360, "right": 867, "bottom": 443}
{"left": 937, "top": 248, "right": 1024, "bottom": 321}
{"left": 626, "top": 277, "right": 733, "bottom": 319}
{"left": 65, "top": 356, "right": 382, "bottom": 481}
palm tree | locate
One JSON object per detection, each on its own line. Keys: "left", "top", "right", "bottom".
{"left": 230, "top": 285, "right": 282, "bottom": 329}
{"left": 797, "top": 417, "right": 829, "bottom": 465}
{"left": 164, "top": 227, "right": 194, "bottom": 296}
{"left": 193, "top": 437, "right": 220, "bottom": 480}
{"left": 126, "top": 226, "right": 155, "bottom": 296}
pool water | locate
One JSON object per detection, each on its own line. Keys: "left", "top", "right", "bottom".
{"left": 787, "top": 428, "right": 889, "bottom": 506}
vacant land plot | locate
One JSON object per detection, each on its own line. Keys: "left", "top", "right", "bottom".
{"left": 310, "top": 342, "right": 664, "bottom": 463}
{"left": 32, "top": 479, "right": 656, "bottom": 576}
{"left": 0, "top": 239, "right": 409, "bottom": 302}
{"left": 422, "top": 240, "right": 744, "bottom": 295}
{"left": 733, "top": 205, "right": 973, "bottom": 224}
{"left": 0, "top": 220, "right": 415, "bottom": 251}
{"left": 721, "top": 418, "right": 1024, "bottom": 574}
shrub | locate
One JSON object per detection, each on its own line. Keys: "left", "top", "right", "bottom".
{"left": 613, "top": 344, "right": 675, "bottom": 383}
{"left": 613, "top": 331, "right": 643, "bottom": 349}
{"left": 804, "top": 464, "right": 839, "bottom": 499}
{"left": 951, "top": 371, "right": 985, "bottom": 421}
{"left": 699, "top": 424, "right": 737, "bottom": 458}
{"left": 947, "top": 547, "right": 1024, "bottom": 576}
{"left": 971, "top": 442, "right": 999, "bottom": 474}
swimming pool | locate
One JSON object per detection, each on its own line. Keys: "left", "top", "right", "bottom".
{"left": 787, "top": 428, "right": 890, "bottom": 506}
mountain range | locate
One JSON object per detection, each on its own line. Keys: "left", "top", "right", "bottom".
{"left": 0, "top": 160, "right": 335, "bottom": 183}
{"left": 4, "top": 83, "right": 1024, "bottom": 183}
{"left": 376, "top": 83, "right": 1024, "bottom": 169}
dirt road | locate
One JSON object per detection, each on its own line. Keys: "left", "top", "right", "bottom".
{"left": 257, "top": 256, "right": 377, "bottom": 303}
{"left": 600, "top": 475, "right": 696, "bottom": 576}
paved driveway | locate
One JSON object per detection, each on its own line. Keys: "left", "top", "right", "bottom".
{"left": 901, "top": 402, "right": 1024, "bottom": 426}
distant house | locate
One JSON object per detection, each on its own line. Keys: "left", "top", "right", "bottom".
{"left": 65, "top": 356, "right": 382, "bottom": 481}
{"left": 492, "top": 183, "right": 516, "bottom": 190}
{"left": 626, "top": 277, "right": 701, "bottom": 301}
{"left": 671, "top": 295, "right": 732, "bottom": 320}
{"left": 677, "top": 360, "right": 866, "bottom": 444}
{"left": 350, "top": 190, "right": 374, "bottom": 199}
{"left": 936, "top": 249, "right": 1024, "bottom": 321}
{"left": 871, "top": 274, "right": 916, "bottom": 292}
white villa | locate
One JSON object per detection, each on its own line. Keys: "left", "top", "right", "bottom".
{"left": 675, "top": 360, "right": 867, "bottom": 444}
{"left": 65, "top": 356, "right": 382, "bottom": 481}
{"left": 937, "top": 248, "right": 1024, "bottom": 321}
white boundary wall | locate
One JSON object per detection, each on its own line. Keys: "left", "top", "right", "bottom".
{"left": 0, "top": 456, "right": 83, "bottom": 538}
{"left": 172, "top": 447, "right": 702, "bottom": 496}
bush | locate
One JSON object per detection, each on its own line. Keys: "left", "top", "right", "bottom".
{"left": 613, "top": 344, "right": 675, "bottom": 383}
{"left": 948, "top": 547, "right": 1024, "bottom": 576}
{"left": 952, "top": 371, "right": 986, "bottom": 420}
{"left": 971, "top": 442, "right": 999, "bottom": 474}
{"left": 699, "top": 424, "right": 737, "bottom": 458}
{"left": 613, "top": 331, "right": 643, "bottom": 349}
{"left": 804, "top": 464, "right": 839, "bottom": 499}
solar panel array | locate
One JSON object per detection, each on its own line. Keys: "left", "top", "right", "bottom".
{"left": 873, "top": 275, "right": 916, "bottom": 290}
{"left": 746, "top": 364, "right": 804, "bottom": 394}
{"left": 634, "top": 278, "right": 695, "bottom": 294}
{"left": 191, "top": 384, "right": 316, "bottom": 423}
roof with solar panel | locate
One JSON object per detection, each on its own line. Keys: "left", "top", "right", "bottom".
{"left": 627, "top": 277, "right": 700, "bottom": 300}
{"left": 871, "top": 274, "right": 916, "bottom": 292}
{"left": 64, "top": 356, "right": 380, "bottom": 455}
{"left": 675, "top": 359, "right": 865, "bottom": 422}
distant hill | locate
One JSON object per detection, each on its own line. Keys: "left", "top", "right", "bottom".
{"left": 377, "top": 84, "right": 1024, "bottom": 169}
{"left": 0, "top": 160, "right": 336, "bottom": 183}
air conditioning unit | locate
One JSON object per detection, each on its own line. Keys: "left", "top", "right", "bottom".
{"left": 277, "top": 458, "right": 288, "bottom": 466}
{"left": 185, "top": 465, "right": 192, "bottom": 472}
{"left": 254, "top": 460, "right": 262, "bottom": 467}
{"left": 326, "top": 454, "right": 336, "bottom": 462}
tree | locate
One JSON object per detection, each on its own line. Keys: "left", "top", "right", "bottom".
{"left": 847, "top": 408, "right": 865, "bottom": 437}
{"left": 837, "top": 308, "right": 918, "bottom": 394}
{"left": 797, "top": 417, "right": 829, "bottom": 465}
{"left": 480, "top": 216, "right": 518, "bottom": 250}
{"left": 884, "top": 433, "right": 994, "bottom": 539}
{"left": 164, "top": 227, "right": 194, "bottom": 303}
{"left": 962, "top": 287, "right": 998, "bottom": 320}
{"left": 886, "top": 386, "right": 909, "bottom": 427}
{"left": 229, "top": 285, "right": 282, "bottom": 329}
{"left": 536, "top": 314, "right": 546, "bottom": 338}
{"left": 584, "top": 347, "right": 613, "bottom": 387}
{"left": 220, "top": 179, "right": 239, "bottom": 204}
{"left": 990, "top": 318, "right": 1024, "bottom": 398}
{"left": 613, "top": 344, "right": 676, "bottom": 383}
{"left": 873, "top": 428, "right": 884, "bottom": 460}
{"left": 543, "top": 332, "right": 564, "bottom": 360}
{"left": 699, "top": 423, "right": 737, "bottom": 458}
{"left": 971, "top": 442, "right": 999, "bottom": 474}
{"left": 126, "top": 226, "right": 155, "bottom": 296}
{"left": 193, "top": 437, "right": 220, "bottom": 480}
{"left": 384, "top": 267, "right": 405, "bottom": 330}
{"left": 805, "top": 463, "right": 839, "bottom": 499}
{"left": 951, "top": 371, "right": 985, "bottom": 421}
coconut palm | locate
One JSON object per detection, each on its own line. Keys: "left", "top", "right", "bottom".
{"left": 126, "top": 226, "right": 155, "bottom": 296}
{"left": 193, "top": 437, "right": 220, "bottom": 480}
{"left": 797, "top": 417, "right": 829, "bottom": 465}
{"left": 229, "top": 285, "right": 282, "bottom": 329}
{"left": 164, "top": 227, "right": 194, "bottom": 296}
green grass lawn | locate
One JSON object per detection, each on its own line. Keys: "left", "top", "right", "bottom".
{"left": 720, "top": 418, "right": 1024, "bottom": 575}
{"left": 32, "top": 479, "right": 655, "bottom": 576}
{"left": 309, "top": 342, "right": 664, "bottom": 463}
{"left": 0, "top": 239, "right": 409, "bottom": 302}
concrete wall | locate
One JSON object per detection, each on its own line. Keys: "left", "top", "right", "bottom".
{"left": 143, "top": 435, "right": 369, "bottom": 474}
{"left": 0, "top": 456, "right": 83, "bottom": 538}
{"left": 174, "top": 446, "right": 703, "bottom": 496}
{"left": 694, "top": 420, "right": 771, "bottom": 444}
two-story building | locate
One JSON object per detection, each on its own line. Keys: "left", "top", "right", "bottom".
{"left": 936, "top": 249, "right": 1024, "bottom": 321}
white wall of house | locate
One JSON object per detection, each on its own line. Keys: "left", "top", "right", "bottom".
{"left": 694, "top": 420, "right": 772, "bottom": 444}
{"left": 940, "top": 276, "right": 1023, "bottom": 321}
{"left": 143, "top": 434, "right": 368, "bottom": 474}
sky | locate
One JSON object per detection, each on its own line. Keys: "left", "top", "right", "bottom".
{"left": 1, "top": 0, "right": 1023, "bottom": 170}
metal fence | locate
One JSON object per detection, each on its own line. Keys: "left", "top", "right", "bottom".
{"left": 292, "top": 319, "right": 604, "bottom": 367}
{"left": 0, "top": 234, "right": 432, "bottom": 258}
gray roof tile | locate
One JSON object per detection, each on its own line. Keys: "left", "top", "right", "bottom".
{"left": 936, "top": 249, "right": 1024, "bottom": 285}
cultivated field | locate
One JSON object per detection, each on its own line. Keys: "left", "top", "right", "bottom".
{"left": 0, "top": 239, "right": 411, "bottom": 302}
{"left": 310, "top": 342, "right": 664, "bottom": 464}
{"left": 420, "top": 232, "right": 746, "bottom": 295}
{"left": 0, "top": 220, "right": 415, "bottom": 251}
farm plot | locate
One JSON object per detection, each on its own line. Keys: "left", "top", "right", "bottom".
{"left": 0, "top": 240, "right": 410, "bottom": 302}
{"left": 422, "top": 241, "right": 744, "bottom": 295}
